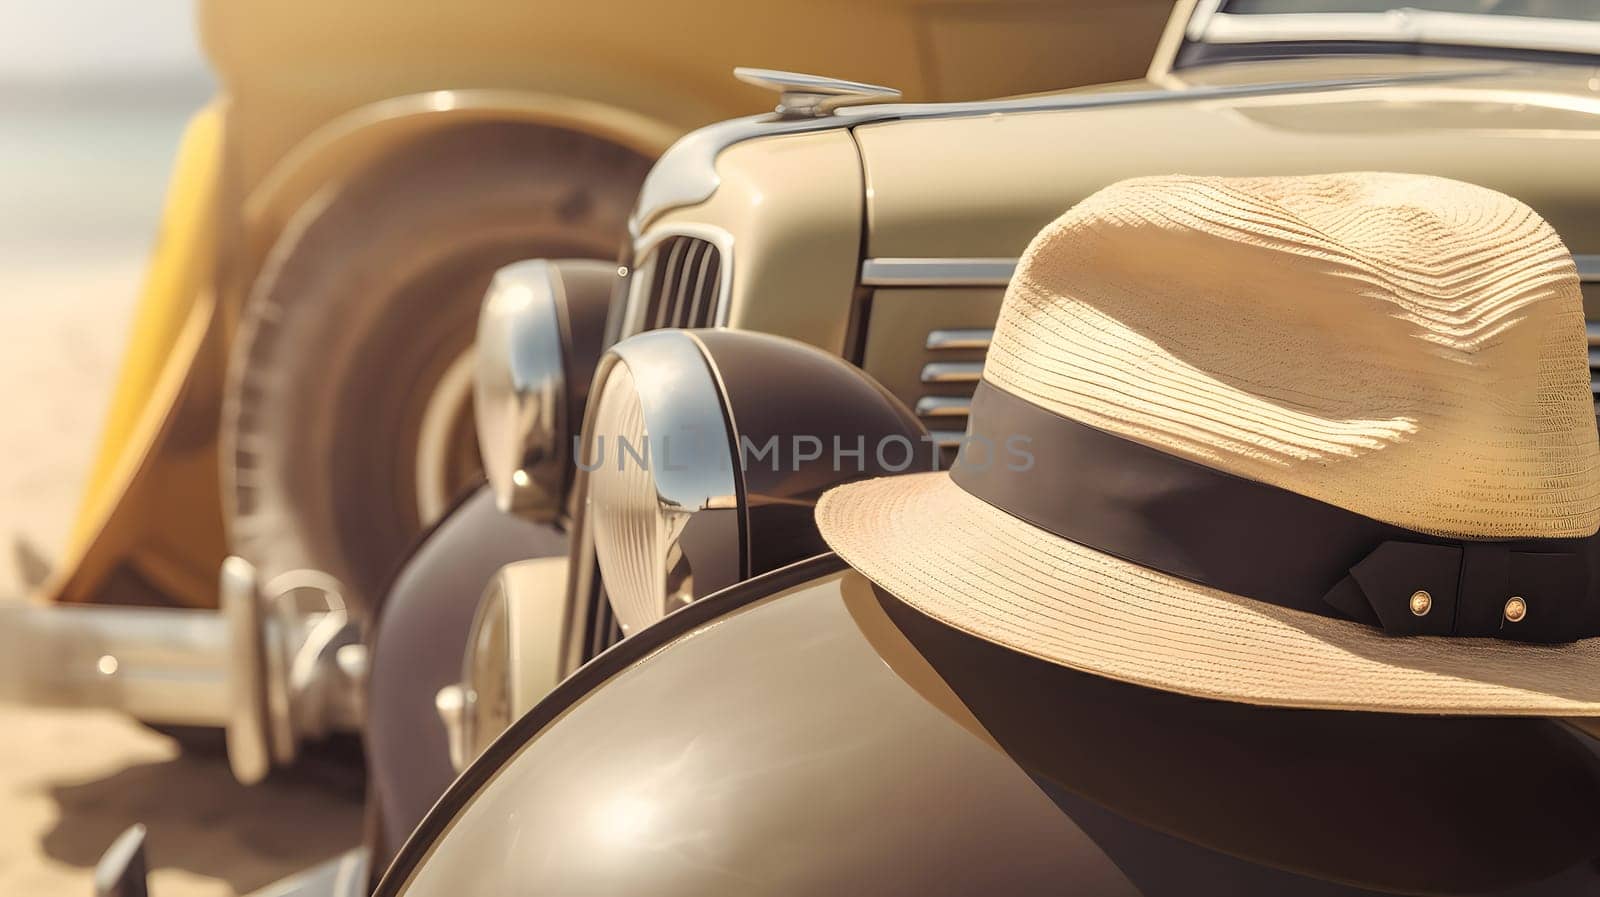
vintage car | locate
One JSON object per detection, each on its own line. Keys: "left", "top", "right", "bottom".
{"left": 344, "top": 0, "right": 1600, "bottom": 886}
{"left": 0, "top": 0, "right": 1171, "bottom": 770}
{"left": 451, "top": 0, "right": 1600, "bottom": 773}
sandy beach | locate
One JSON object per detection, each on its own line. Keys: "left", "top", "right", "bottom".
{"left": 0, "top": 250, "right": 140, "bottom": 591}
{"left": 0, "top": 88, "right": 363, "bottom": 892}
{"left": 0, "top": 247, "right": 365, "bottom": 897}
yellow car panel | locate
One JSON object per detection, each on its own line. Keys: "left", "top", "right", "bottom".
{"left": 54, "top": 104, "right": 227, "bottom": 608}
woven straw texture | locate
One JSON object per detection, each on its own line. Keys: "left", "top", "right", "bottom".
{"left": 818, "top": 172, "right": 1600, "bottom": 714}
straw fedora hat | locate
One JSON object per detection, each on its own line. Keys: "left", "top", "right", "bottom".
{"left": 818, "top": 172, "right": 1600, "bottom": 716}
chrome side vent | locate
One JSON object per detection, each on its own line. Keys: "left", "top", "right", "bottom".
{"left": 918, "top": 328, "right": 992, "bottom": 448}
{"left": 920, "top": 361, "right": 983, "bottom": 384}
{"left": 645, "top": 236, "right": 722, "bottom": 330}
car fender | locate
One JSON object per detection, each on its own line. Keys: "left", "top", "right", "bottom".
{"left": 365, "top": 484, "right": 566, "bottom": 868}
{"left": 240, "top": 89, "right": 682, "bottom": 264}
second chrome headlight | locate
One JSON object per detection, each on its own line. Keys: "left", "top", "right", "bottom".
{"left": 473, "top": 259, "right": 614, "bottom": 518}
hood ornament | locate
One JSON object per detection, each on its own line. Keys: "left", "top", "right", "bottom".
{"left": 734, "top": 67, "right": 901, "bottom": 119}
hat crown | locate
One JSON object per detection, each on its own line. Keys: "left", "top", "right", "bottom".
{"left": 983, "top": 172, "right": 1598, "bottom": 539}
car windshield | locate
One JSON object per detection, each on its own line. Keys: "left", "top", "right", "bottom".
{"left": 1223, "top": 0, "right": 1599, "bottom": 18}
{"left": 1188, "top": 0, "right": 1600, "bottom": 62}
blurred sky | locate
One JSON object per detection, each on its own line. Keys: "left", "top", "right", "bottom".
{"left": 0, "top": 0, "right": 211, "bottom": 251}
{"left": 0, "top": 0, "right": 203, "bottom": 79}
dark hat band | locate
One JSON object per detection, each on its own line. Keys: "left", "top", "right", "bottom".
{"left": 950, "top": 382, "right": 1600, "bottom": 644}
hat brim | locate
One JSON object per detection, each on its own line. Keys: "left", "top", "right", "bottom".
{"left": 817, "top": 472, "right": 1600, "bottom": 716}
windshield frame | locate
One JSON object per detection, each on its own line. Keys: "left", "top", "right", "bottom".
{"left": 1171, "top": 0, "right": 1600, "bottom": 71}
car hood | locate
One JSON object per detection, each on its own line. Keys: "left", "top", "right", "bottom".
{"left": 853, "top": 60, "right": 1600, "bottom": 263}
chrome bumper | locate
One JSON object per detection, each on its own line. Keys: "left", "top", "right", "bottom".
{"left": 245, "top": 849, "right": 369, "bottom": 897}
{"left": 0, "top": 599, "right": 231, "bottom": 725}
{"left": 0, "top": 556, "right": 365, "bottom": 785}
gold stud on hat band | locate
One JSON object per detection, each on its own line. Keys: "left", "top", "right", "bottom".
{"left": 1505, "top": 597, "right": 1528, "bottom": 624}
{"left": 1409, "top": 591, "right": 1432, "bottom": 617}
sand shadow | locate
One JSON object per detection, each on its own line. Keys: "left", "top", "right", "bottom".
{"left": 37, "top": 737, "right": 364, "bottom": 895}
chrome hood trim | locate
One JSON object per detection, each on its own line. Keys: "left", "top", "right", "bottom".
{"left": 631, "top": 65, "right": 1521, "bottom": 233}
{"left": 861, "top": 258, "right": 1017, "bottom": 288}
{"left": 631, "top": 113, "right": 828, "bottom": 235}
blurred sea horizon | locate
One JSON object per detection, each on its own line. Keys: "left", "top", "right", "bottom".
{"left": 1, "top": 69, "right": 212, "bottom": 258}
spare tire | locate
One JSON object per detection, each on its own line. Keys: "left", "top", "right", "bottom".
{"left": 222, "top": 123, "right": 648, "bottom": 614}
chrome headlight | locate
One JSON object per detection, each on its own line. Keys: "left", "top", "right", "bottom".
{"left": 474, "top": 259, "right": 615, "bottom": 518}
{"left": 439, "top": 557, "right": 568, "bottom": 772}
{"left": 582, "top": 330, "right": 932, "bottom": 634}
{"left": 587, "top": 334, "right": 742, "bottom": 632}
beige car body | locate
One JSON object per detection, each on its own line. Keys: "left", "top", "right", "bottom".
{"left": 625, "top": 0, "right": 1600, "bottom": 471}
